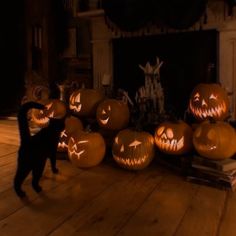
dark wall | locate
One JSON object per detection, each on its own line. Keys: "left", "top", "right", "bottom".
{"left": 113, "top": 30, "right": 217, "bottom": 119}
{"left": 0, "top": 0, "right": 26, "bottom": 115}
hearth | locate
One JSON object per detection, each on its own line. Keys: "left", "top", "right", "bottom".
{"left": 112, "top": 30, "right": 217, "bottom": 118}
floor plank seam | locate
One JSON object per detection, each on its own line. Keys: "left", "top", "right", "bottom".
{"left": 46, "top": 171, "right": 136, "bottom": 235}
{"left": 113, "top": 174, "right": 167, "bottom": 236}
{"left": 215, "top": 190, "right": 229, "bottom": 236}
{"left": 172, "top": 186, "right": 200, "bottom": 236}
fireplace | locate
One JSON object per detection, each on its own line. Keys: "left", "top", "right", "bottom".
{"left": 82, "top": 2, "right": 236, "bottom": 120}
{"left": 112, "top": 30, "right": 217, "bottom": 118}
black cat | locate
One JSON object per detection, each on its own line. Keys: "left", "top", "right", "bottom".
{"left": 14, "top": 101, "right": 65, "bottom": 197}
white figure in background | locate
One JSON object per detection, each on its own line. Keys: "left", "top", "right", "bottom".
{"left": 138, "top": 57, "right": 165, "bottom": 114}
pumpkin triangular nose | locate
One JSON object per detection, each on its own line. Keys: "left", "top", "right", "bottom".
{"left": 201, "top": 99, "right": 207, "bottom": 107}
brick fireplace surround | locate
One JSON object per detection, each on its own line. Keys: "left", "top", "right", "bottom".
{"left": 79, "top": 1, "right": 236, "bottom": 119}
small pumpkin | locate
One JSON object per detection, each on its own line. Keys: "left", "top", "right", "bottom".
{"left": 31, "top": 99, "right": 67, "bottom": 127}
{"left": 57, "top": 116, "right": 83, "bottom": 152}
{"left": 112, "top": 129, "right": 155, "bottom": 170}
{"left": 154, "top": 120, "right": 193, "bottom": 155}
{"left": 189, "top": 83, "right": 229, "bottom": 121}
{"left": 96, "top": 99, "right": 130, "bottom": 130}
{"left": 68, "top": 130, "right": 106, "bottom": 168}
{"left": 69, "top": 89, "right": 104, "bottom": 117}
{"left": 193, "top": 120, "right": 236, "bottom": 160}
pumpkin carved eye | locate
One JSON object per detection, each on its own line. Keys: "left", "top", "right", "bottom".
{"left": 209, "top": 94, "right": 217, "bottom": 100}
{"left": 193, "top": 93, "right": 200, "bottom": 102}
{"left": 75, "top": 93, "right": 81, "bottom": 103}
{"left": 207, "top": 129, "right": 217, "bottom": 140}
{"left": 166, "top": 128, "right": 174, "bottom": 139}
{"left": 129, "top": 140, "right": 142, "bottom": 149}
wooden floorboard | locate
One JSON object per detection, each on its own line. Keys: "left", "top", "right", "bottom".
{"left": 0, "top": 120, "right": 236, "bottom": 236}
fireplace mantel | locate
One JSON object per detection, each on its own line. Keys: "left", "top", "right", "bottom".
{"left": 78, "top": 1, "right": 236, "bottom": 119}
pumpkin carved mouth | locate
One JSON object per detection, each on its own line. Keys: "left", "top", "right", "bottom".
{"left": 31, "top": 102, "right": 55, "bottom": 125}
{"left": 155, "top": 126, "right": 184, "bottom": 152}
{"left": 58, "top": 130, "right": 68, "bottom": 149}
{"left": 100, "top": 117, "right": 109, "bottom": 125}
{"left": 113, "top": 154, "right": 149, "bottom": 167}
{"left": 189, "top": 101, "right": 227, "bottom": 119}
{"left": 68, "top": 138, "right": 88, "bottom": 160}
{"left": 69, "top": 93, "right": 82, "bottom": 112}
{"left": 155, "top": 136, "right": 184, "bottom": 151}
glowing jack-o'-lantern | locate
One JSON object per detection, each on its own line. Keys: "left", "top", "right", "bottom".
{"left": 189, "top": 83, "right": 229, "bottom": 121}
{"left": 69, "top": 89, "right": 104, "bottom": 117}
{"left": 68, "top": 130, "right": 106, "bottom": 168}
{"left": 112, "top": 129, "right": 155, "bottom": 170}
{"left": 193, "top": 120, "right": 236, "bottom": 160}
{"left": 154, "top": 120, "right": 193, "bottom": 155}
{"left": 31, "top": 99, "right": 67, "bottom": 127}
{"left": 96, "top": 99, "right": 130, "bottom": 130}
{"left": 57, "top": 116, "right": 83, "bottom": 152}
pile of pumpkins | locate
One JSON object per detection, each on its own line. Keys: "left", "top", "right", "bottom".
{"left": 30, "top": 83, "right": 236, "bottom": 171}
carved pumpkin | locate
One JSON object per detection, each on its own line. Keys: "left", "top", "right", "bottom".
{"left": 154, "top": 120, "right": 193, "bottom": 155}
{"left": 68, "top": 130, "right": 106, "bottom": 168}
{"left": 112, "top": 129, "right": 155, "bottom": 170}
{"left": 69, "top": 89, "right": 104, "bottom": 117}
{"left": 193, "top": 120, "right": 236, "bottom": 160}
{"left": 96, "top": 99, "right": 130, "bottom": 130}
{"left": 189, "top": 83, "right": 229, "bottom": 121}
{"left": 57, "top": 116, "right": 83, "bottom": 152}
{"left": 31, "top": 99, "right": 67, "bottom": 127}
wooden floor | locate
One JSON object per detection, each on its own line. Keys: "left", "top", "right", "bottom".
{"left": 0, "top": 120, "right": 236, "bottom": 236}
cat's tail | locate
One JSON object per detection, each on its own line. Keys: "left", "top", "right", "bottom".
{"left": 18, "top": 101, "right": 45, "bottom": 143}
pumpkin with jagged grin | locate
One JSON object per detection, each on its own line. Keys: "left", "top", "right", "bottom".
{"left": 189, "top": 83, "right": 229, "bottom": 121}
{"left": 69, "top": 89, "right": 104, "bottom": 117}
{"left": 154, "top": 120, "right": 193, "bottom": 155}
{"left": 57, "top": 116, "right": 83, "bottom": 152}
{"left": 112, "top": 129, "right": 155, "bottom": 170}
{"left": 68, "top": 130, "right": 106, "bottom": 168}
{"left": 193, "top": 120, "right": 236, "bottom": 160}
{"left": 96, "top": 99, "right": 130, "bottom": 130}
{"left": 31, "top": 99, "right": 67, "bottom": 127}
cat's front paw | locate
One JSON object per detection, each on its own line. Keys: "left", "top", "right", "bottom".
{"left": 15, "top": 188, "right": 26, "bottom": 198}
{"left": 52, "top": 167, "right": 59, "bottom": 174}
{"left": 32, "top": 184, "right": 42, "bottom": 193}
